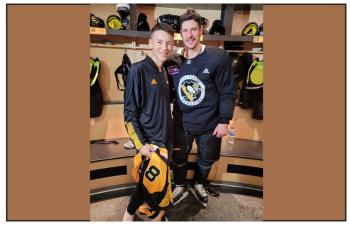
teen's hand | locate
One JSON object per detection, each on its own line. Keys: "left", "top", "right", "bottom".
{"left": 139, "top": 143, "right": 155, "bottom": 159}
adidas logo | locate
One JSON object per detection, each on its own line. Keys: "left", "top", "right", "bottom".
{"left": 151, "top": 78, "right": 157, "bottom": 85}
{"left": 203, "top": 68, "right": 210, "bottom": 74}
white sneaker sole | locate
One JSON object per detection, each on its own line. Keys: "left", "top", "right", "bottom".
{"left": 123, "top": 140, "right": 135, "bottom": 149}
{"left": 122, "top": 211, "right": 135, "bottom": 221}
{"left": 172, "top": 191, "right": 189, "bottom": 206}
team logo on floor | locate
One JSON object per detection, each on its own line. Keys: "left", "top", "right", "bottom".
{"left": 178, "top": 75, "right": 205, "bottom": 106}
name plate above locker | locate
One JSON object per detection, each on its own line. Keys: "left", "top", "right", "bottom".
{"left": 253, "top": 36, "right": 263, "bottom": 43}
{"left": 90, "top": 27, "right": 107, "bottom": 35}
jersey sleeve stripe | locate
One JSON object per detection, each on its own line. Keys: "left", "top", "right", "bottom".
{"left": 125, "top": 121, "right": 144, "bottom": 150}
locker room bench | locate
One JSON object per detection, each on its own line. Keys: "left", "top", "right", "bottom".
{"left": 90, "top": 137, "right": 263, "bottom": 201}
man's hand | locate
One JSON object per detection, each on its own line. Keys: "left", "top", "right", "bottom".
{"left": 212, "top": 124, "right": 228, "bottom": 138}
{"left": 139, "top": 143, "right": 155, "bottom": 159}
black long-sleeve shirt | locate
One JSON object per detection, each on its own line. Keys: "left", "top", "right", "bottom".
{"left": 165, "top": 46, "right": 235, "bottom": 133}
{"left": 124, "top": 56, "right": 173, "bottom": 150}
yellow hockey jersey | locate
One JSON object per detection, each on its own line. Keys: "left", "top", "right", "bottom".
{"left": 132, "top": 145, "right": 172, "bottom": 211}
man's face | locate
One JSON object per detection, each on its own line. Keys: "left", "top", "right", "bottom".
{"left": 180, "top": 19, "right": 203, "bottom": 50}
{"left": 149, "top": 30, "right": 174, "bottom": 63}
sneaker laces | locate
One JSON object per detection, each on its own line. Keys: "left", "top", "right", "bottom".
{"left": 173, "top": 185, "right": 184, "bottom": 199}
{"left": 195, "top": 184, "right": 208, "bottom": 197}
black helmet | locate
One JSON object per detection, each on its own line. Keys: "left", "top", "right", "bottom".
{"left": 209, "top": 20, "right": 225, "bottom": 35}
{"left": 90, "top": 13, "right": 105, "bottom": 28}
{"left": 117, "top": 3, "right": 130, "bottom": 18}
{"left": 117, "top": 4, "right": 130, "bottom": 29}
{"left": 242, "top": 22, "right": 259, "bottom": 36}
{"left": 157, "top": 14, "right": 180, "bottom": 32}
{"left": 137, "top": 13, "right": 150, "bottom": 31}
{"left": 258, "top": 23, "right": 263, "bottom": 35}
{"left": 107, "top": 15, "right": 122, "bottom": 29}
{"left": 200, "top": 17, "right": 209, "bottom": 34}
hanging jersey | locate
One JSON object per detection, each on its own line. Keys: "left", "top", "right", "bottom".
{"left": 90, "top": 57, "right": 103, "bottom": 118}
{"left": 114, "top": 53, "right": 131, "bottom": 91}
{"left": 132, "top": 145, "right": 172, "bottom": 211}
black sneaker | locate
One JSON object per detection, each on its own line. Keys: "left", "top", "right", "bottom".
{"left": 172, "top": 185, "right": 189, "bottom": 206}
{"left": 204, "top": 181, "right": 220, "bottom": 197}
{"left": 190, "top": 183, "right": 208, "bottom": 207}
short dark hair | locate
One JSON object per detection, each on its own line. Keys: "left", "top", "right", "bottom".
{"left": 151, "top": 23, "right": 174, "bottom": 36}
{"left": 179, "top": 8, "right": 202, "bottom": 29}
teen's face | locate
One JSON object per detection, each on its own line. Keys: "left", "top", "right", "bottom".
{"left": 180, "top": 19, "right": 203, "bottom": 49}
{"left": 149, "top": 30, "right": 174, "bottom": 63}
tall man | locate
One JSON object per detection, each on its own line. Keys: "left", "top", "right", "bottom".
{"left": 123, "top": 23, "right": 175, "bottom": 221}
{"left": 166, "top": 8, "right": 235, "bottom": 207}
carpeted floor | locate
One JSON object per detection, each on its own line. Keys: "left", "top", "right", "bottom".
{"left": 90, "top": 191, "right": 262, "bottom": 221}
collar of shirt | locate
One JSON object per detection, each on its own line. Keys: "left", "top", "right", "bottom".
{"left": 145, "top": 55, "right": 165, "bottom": 73}
{"left": 177, "top": 44, "right": 206, "bottom": 59}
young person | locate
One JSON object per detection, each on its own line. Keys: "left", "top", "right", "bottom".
{"left": 123, "top": 23, "right": 175, "bottom": 221}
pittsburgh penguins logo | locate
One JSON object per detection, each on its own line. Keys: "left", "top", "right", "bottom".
{"left": 178, "top": 75, "right": 205, "bottom": 106}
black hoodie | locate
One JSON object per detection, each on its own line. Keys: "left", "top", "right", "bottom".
{"left": 124, "top": 56, "right": 173, "bottom": 150}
